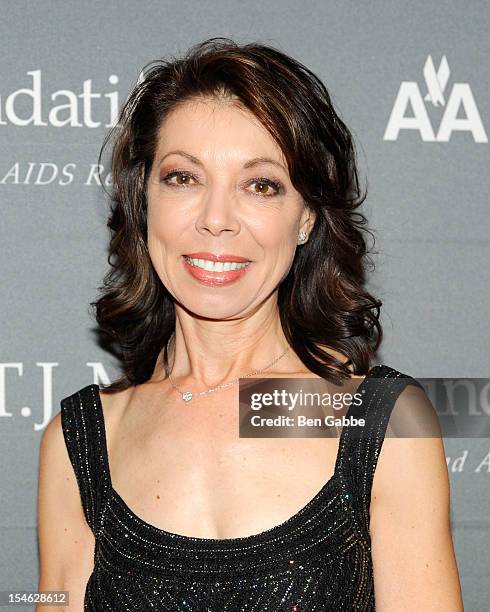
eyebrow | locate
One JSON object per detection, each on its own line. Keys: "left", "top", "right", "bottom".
{"left": 157, "top": 150, "right": 287, "bottom": 172}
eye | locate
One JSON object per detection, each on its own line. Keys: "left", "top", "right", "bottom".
{"left": 160, "top": 170, "right": 198, "bottom": 187}
{"left": 246, "top": 177, "right": 283, "bottom": 198}
{"left": 159, "top": 171, "right": 283, "bottom": 197}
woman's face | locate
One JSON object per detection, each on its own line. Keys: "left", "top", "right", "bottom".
{"left": 146, "top": 97, "right": 315, "bottom": 320}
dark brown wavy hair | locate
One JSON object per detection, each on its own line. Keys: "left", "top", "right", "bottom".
{"left": 92, "top": 36, "right": 382, "bottom": 392}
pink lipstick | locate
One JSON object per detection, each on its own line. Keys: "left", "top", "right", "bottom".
{"left": 182, "top": 252, "right": 253, "bottom": 287}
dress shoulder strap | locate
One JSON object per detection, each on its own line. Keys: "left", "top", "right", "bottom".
{"left": 337, "top": 364, "right": 425, "bottom": 542}
{"left": 60, "top": 383, "right": 111, "bottom": 537}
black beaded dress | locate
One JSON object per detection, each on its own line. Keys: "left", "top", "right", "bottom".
{"left": 60, "top": 364, "right": 425, "bottom": 611}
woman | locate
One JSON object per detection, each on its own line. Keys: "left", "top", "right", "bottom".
{"left": 37, "top": 38, "right": 464, "bottom": 610}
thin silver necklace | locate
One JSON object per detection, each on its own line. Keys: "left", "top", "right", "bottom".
{"left": 165, "top": 333, "right": 291, "bottom": 402}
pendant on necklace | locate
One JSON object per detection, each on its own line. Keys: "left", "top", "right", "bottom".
{"left": 182, "top": 391, "right": 193, "bottom": 402}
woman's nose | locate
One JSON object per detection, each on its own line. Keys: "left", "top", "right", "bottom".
{"left": 195, "top": 184, "right": 241, "bottom": 236}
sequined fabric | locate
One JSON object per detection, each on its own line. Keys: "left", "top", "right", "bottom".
{"left": 60, "top": 364, "right": 423, "bottom": 611}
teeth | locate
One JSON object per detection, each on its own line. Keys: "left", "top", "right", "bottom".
{"left": 184, "top": 256, "right": 251, "bottom": 272}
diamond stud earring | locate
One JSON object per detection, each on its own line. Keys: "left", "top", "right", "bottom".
{"left": 298, "top": 231, "right": 308, "bottom": 244}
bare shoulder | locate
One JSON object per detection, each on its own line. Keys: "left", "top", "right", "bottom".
{"left": 372, "top": 382, "right": 444, "bottom": 502}
{"left": 39, "top": 409, "right": 77, "bottom": 491}
{"left": 37, "top": 409, "right": 94, "bottom": 605}
{"left": 369, "top": 383, "right": 464, "bottom": 610}
{"left": 39, "top": 410, "right": 65, "bottom": 466}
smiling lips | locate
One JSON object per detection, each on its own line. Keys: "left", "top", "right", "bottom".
{"left": 182, "top": 252, "right": 253, "bottom": 287}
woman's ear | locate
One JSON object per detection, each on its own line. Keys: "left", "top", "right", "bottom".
{"left": 299, "top": 205, "right": 316, "bottom": 237}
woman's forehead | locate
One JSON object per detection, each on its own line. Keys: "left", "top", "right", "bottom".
{"left": 154, "top": 99, "right": 287, "bottom": 168}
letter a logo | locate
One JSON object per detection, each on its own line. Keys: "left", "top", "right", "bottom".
{"left": 384, "top": 56, "right": 487, "bottom": 143}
